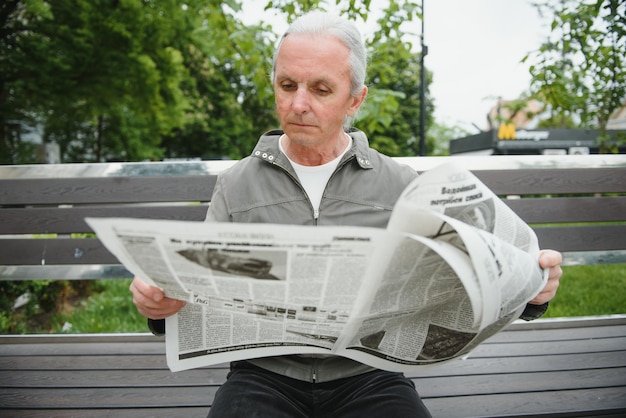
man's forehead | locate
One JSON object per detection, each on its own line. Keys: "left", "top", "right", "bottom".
{"left": 275, "top": 34, "right": 350, "bottom": 79}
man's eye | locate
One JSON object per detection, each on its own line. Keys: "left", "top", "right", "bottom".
{"left": 316, "top": 88, "right": 329, "bottom": 95}
{"left": 281, "top": 83, "right": 296, "bottom": 90}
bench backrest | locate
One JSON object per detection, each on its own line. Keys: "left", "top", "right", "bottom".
{"left": 1, "top": 154, "right": 625, "bottom": 281}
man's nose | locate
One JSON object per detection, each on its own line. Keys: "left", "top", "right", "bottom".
{"left": 291, "top": 88, "right": 311, "bottom": 114}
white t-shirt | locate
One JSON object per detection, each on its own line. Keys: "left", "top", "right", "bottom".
{"left": 280, "top": 135, "right": 352, "bottom": 218}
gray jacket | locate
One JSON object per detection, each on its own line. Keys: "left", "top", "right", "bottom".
{"left": 205, "top": 129, "right": 418, "bottom": 382}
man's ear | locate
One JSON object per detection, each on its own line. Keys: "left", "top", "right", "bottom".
{"left": 347, "top": 85, "right": 368, "bottom": 116}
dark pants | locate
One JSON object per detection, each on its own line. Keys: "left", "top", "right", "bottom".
{"left": 208, "top": 361, "right": 432, "bottom": 418}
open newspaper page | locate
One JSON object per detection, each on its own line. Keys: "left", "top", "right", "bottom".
{"left": 86, "top": 162, "right": 547, "bottom": 373}
{"left": 339, "top": 162, "right": 547, "bottom": 371}
{"left": 87, "top": 218, "right": 390, "bottom": 371}
{"left": 388, "top": 161, "right": 547, "bottom": 323}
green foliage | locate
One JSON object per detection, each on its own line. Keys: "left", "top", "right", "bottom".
{"left": 0, "top": 281, "right": 52, "bottom": 333}
{"left": 4, "top": 264, "right": 624, "bottom": 335}
{"left": 49, "top": 279, "right": 146, "bottom": 333}
{"left": 0, "top": 280, "right": 97, "bottom": 334}
{"left": 364, "top": 34, "right": 434, "bottom": 156}
{"left": 2, "top": 0, "right": 435, "bottom": 163}
{"left": 426, "top": 121, "right": 470, "bottom": 156}
{"left": 0, "top": 279, "right": 144, "bottom": 334}
{"left": 525, "top": 0, "right": 626, "bottom": 140}
{"left": 543, "top": 264, "right": 626, "bottom": 317}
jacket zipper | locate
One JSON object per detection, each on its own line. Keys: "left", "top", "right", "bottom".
{"left": 272, "top": 161, "right": 319, "bottom": 224}
{"left": 273, "top": 152, "right": 357, "bottom": 226}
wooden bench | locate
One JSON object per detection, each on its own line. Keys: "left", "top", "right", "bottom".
{"left": 1, "top": 154, "right": 625, "bottom": 417}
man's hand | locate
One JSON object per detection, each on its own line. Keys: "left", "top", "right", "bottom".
{"left": 529, "top": 249, "right": 563, "bottom": 305}
{"left": 129, "top": 276, "right": 186, "bottom": 319}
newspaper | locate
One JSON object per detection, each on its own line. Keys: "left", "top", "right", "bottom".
{"left": 86, "top": 162, "right": 547, "bottom": 372}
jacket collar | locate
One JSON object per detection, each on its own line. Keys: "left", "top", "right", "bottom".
{"left": 251, "top": 129, "right": 374, "bottom": 170}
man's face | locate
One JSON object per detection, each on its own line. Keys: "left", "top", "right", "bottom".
{"left": 273, "top": 33, "right": 366, "bottom": 148}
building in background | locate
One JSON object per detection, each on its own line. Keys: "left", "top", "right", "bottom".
{"left": 449, "top": 128, "right": 626, "bottom": 156}
{"left": 449, "top": 99, "right": 626, "bottom": 156}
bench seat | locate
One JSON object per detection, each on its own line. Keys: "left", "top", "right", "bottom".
{"left": 1, "top": 315, "right": 625, "bottom": 417}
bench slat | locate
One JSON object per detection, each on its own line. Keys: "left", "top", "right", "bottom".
{"left": 414, "top": 367, "right": 626, "bottom": 398}
{"left": 0, "top": 205, "right": 208, "bottom": 234}
{"left": 470, "top": 335, "right": 626, "bottom": 357}
{"left": 3, "top": 322, "right": 621, "bottom": 355}
{"left": 0, "top": 355, "right": 175, "bottom": 370}
{"left": 3, "top": 350, "right": 623, "bottom": 376}
{"left": 0, "top": 369, "right": 229, "bottom": 387}
{"left": 0, "top": 176, "right": 217, "bottom": 205}
{"left": 535, "top": 224, "right": 626, "bottom": 252}
{"left": 3, "top": 224, "right": 623, "bottom": 265}
{"left": 0, "top": 238, "right": 119, "bottom": 265}
{"left": 0, "top": 408, "right": 212, "bottom": 418}
{"left": 423, "top": 387, "right": 626, "bottom": 418}
{"left": 474, "top": 167, "right": 626, "bottom": 195}
{"left": 1, "top": 369, "right": 623, "bottom": 410}
{"left": 1, "top": 195, "right": 622, "bottom": 235}
{"left": 0, "top": 386, "right": 217, "bottom": 409}
{"left": 2, "top": 168, "right": 624, "bottom": 206}
{"left": 504, "top": 196, "right": 626, "bottom": 223}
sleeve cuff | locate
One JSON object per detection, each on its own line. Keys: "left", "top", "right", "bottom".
{"left": 519, "top": 302, "right": 549, "bottom": 321}
{"left": 148, "top": 318, "right": 166, "bottom": 335}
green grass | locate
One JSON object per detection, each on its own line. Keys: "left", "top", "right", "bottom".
{"left": 48, "top": 279, "right": 147, "bottom": 333}
{"left": 17, "top": 264, "right": 626, "bottom": 334}
{"left": 543, "top": 264, "right": 626, "bottom": 318}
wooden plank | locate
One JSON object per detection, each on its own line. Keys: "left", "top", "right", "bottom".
{"left": 469, "top": 335, "right": 626, "bottom": 357}
{"left": 0, "top": 324, "right": 626, "bottom": 358}
{"left": 0, "top": 238, "right": 119, "bottom": 265}
{"left": 1, "top": 375, "right": 623, "bottom": 416}
{"left": 0, "top": 341, "right": 166, "bottom": 356}
{"left": 405, "top": 351, "right": 626, "bottom": 377}
{"left": 0, "top": 352, "right": 626, "bottom": 390}
{"left": 0, "top": 408, "right": 212, "bottom": 418}
{"left": 412, "top": 367, "right": 626, "bottom": 398}
{"left": 422, "top": 387, "right": 626, "bottom": 418}
{"left": 534, "top": 224, "right": 626, "bottom": 252}
{"left": 0, "top": 175, "right": 216, "bottom": 205}
{"left": 2, "top": 350, "right": 624, "bottom": 378}
{"left": 0, "top": 386, "right": 218, "bottom": 408}
{"left": 507, "top": 315, "right": 626, "bottom": 330}
{"left": 0, "top": 205, "right": 209, "bottom": 234}
{"left": 3, "top": 167, "right": 624, "bottom": 205}
{"left": 3, "top": 331, "right": 621, "bottom": 361}
{"left": 0, "top": 264, "right": 134, "bottom": 281}
{"left": 2, "top": 168, "right": 624, "bottom": 205}
{"left": 0, "top": 369, "right": 229, "bottom": 387}
{"left": 2, "top": 223, "right": 624, "bottom": 265}
{"left": 0, "top": 374, "right": 623, "bottom": 416}
{"left": 473, "top": 167, "right": 626, "bottom": 195}
{"left": 3, "top": 195, "right": 622, "bottom": 235}
{"left": 503, "top": 196, "right": 626, "bottom": 224}
{"left": 0, "top": 355, "right": 170, "bottom": 370}
{"left": 486, "top": 324, "right": 626, "bottom": 343}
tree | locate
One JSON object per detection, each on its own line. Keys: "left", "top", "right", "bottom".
{"left": 1, "top": 0, "right": 198, "bottom": 162}
{"left": 427, "top": 121, "right": 470, "bottom": 156}
{"left": 160, "top": 2, "right": 278, "bottom": 160}
{"left": 524, "top": 0, "right": 626, "bottom": 151}
{"left": 1, "top": 0, "right": 434, "bottom": 163}
{"left": 364, "top": 14, "right": 434, "bottom": 156}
